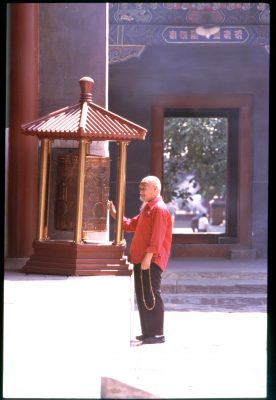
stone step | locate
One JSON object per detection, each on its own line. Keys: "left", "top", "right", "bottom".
{"left": 162, "top": 293, "right": 267, "bottom": 312}
{"left": 134, "top": 292, "right": 267, "bottom": 312}
{"left": 161, "top": 282, "right": 267, "bottom": 294}
{"left": 135, "top": 273, "right": 267, "bottom": 311}
{"left": 162, "top": 271, "right": 267, "bottom": 280}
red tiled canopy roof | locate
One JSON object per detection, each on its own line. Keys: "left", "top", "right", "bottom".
{"left": 21, "top": 77, "right": 147, "bottom": 141}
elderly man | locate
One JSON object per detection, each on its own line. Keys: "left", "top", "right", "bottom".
{"left": 108, "top": 176, "right": 172, "bottom": 344}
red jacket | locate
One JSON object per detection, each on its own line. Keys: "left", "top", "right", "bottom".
{"left": 122, "top": 196, "right": 172, "bottom": 271}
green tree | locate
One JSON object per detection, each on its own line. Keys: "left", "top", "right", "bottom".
{"left": 163, "top": 117, "right": 227, "bottom": 205}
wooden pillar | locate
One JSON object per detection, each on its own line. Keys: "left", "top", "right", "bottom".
{"left": 114, "top": 141, "right": 128, "bottom": 245}
{"left": 37, "top": 139, "right": 50, "bottom": 240}
{"left": 74, "top": 139, "right": 88, "bottom": 243}
{"left": 7, "top": 4, "right": 39, "bottom": 256}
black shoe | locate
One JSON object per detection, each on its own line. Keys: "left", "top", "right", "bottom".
{"left": 135, "top": 334, "right": 147, "bottom": 341}
{"left": 142, "top": 335, "right": 165, "bottom": 344}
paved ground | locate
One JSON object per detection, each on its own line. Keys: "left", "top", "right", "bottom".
{"left": 3, "top": 257, "right": 268, "bottom": 399}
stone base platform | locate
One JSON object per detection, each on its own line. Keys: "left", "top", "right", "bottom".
{"left": 22, "top": 240, "right": 132, "bottom": 276}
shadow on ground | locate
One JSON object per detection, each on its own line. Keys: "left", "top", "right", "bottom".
{"left": 101, "top": 376, "right": 159, "bottom": 399}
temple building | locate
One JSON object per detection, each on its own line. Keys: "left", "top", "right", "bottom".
{"left": 5, "top": 3, "right": 269, "bottom": 260}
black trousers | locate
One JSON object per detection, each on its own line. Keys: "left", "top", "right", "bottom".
{"left": 134, "top": 262, "right": 164, "bottom": 337}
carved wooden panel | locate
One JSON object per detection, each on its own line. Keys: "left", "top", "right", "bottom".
{"left": 83, "top": 155, "right": 110, "bottom": 232}
{"left": 55, "top": 154, "right": 110, "bottom": 232}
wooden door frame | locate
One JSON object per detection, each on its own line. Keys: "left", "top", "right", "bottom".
{"left": 150, "top": 95, "right": 253, "bottom": 256}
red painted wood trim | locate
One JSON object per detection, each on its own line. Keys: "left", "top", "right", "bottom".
{"left": 7, "top": 4, "right": 39, "bottom": 256}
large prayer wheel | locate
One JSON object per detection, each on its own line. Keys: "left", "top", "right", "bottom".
{"left": 20, "top": 76, "right": 147, "bottom": 275}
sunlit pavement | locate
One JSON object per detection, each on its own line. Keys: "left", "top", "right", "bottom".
{"left": 4, "top": 260, "right": 267, "bottom": 399}
{"left": 102, "top": 311, "right": 266, "bottom": 399}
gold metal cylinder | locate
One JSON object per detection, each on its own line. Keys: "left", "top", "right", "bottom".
{"left": 74, "top": 139, "right": 87, "bottom": 242}
{"left": 44, "top": 139, "right": 52, "bottom": 239}
{"left": 114, "top": 141, "right": 128, "bottom": 244}
{"left": 37, "top": 138, "right": 49, "bottom": 240}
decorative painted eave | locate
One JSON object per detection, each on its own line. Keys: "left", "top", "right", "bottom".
{"left": 21, "top": 77, "right": 147, "bottom": 141}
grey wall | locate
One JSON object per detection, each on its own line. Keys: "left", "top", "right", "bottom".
{"left": 39, "top": 3, "right": 107, "bottom": 114}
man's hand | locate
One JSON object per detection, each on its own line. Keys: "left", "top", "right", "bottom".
{"left": 141, "top": 253, "right": 153, "bottom": 270}
{"left": 107, "top": 200, "right": 116, "bottom": 219}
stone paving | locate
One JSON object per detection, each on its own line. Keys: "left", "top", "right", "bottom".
{"left": 3, "top": 257, "right": 268, "bottom": 399}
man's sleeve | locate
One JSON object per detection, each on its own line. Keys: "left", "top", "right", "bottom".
{"left": 145, "top": 208, "right": 169, "bottom": 254}
{"left": 122, "top": 214, "right": 140, "bottom": 232}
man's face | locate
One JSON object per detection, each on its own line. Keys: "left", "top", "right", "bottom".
{"left": 139, "top": 182, "right": 158, "bottom": 203}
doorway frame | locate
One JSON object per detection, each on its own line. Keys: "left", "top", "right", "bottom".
{"left": 150, "top": 95, "right": 253, "bottom": 257}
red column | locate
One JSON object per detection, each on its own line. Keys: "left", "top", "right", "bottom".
{"left": 7, "top": 4, "right": 39, "bottom": 257}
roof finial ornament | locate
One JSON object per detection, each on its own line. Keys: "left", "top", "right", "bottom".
{"left": 79, "top": 76, "right": 94, "bottom": 103}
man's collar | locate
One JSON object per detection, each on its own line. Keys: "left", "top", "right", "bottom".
{"left": 146, "top": 195, "right": 162, "bottom": 210}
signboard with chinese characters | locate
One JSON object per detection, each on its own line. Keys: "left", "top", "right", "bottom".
{"left": 162, "top": 26, "right": 249, "bottom": 43}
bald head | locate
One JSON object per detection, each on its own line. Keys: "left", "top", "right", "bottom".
{"left": 140, "top": 176, "right": 161, "bottom": 194}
